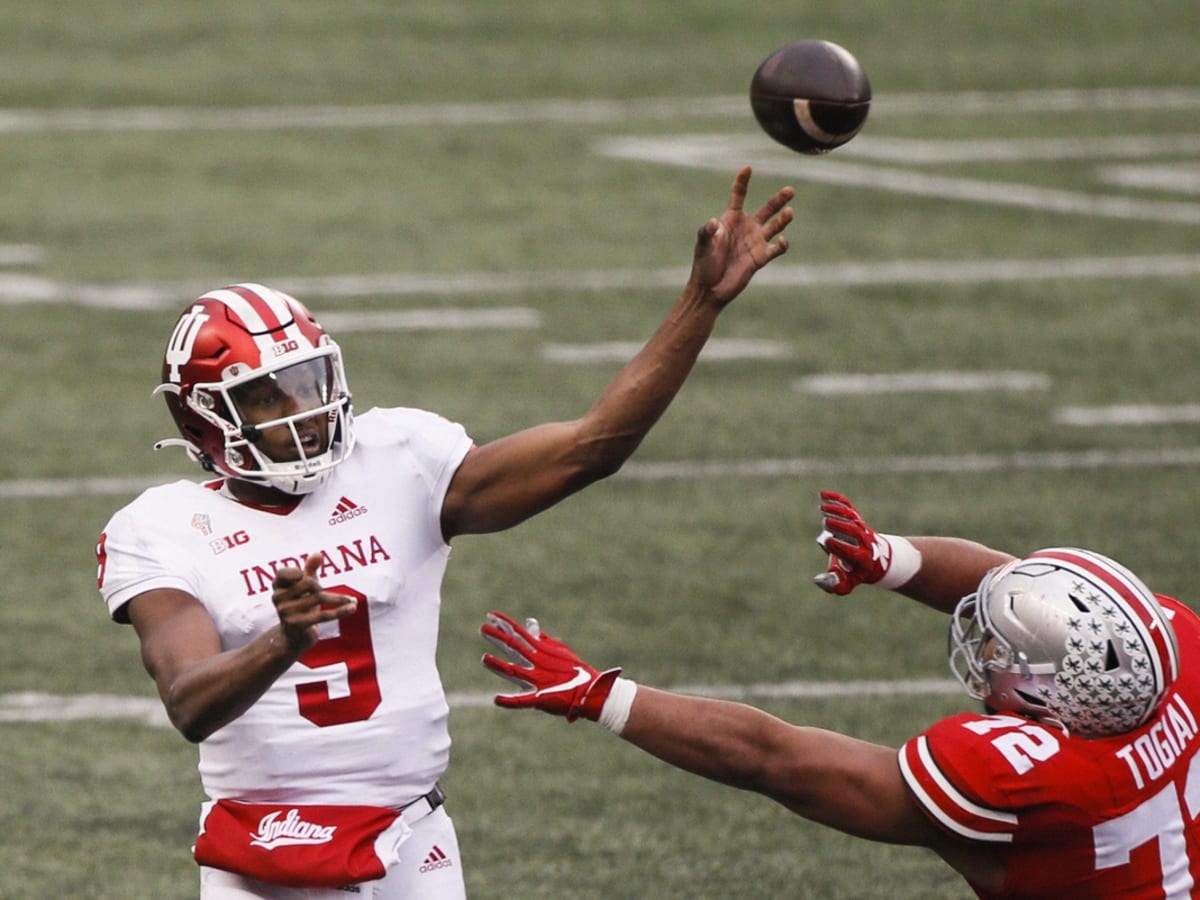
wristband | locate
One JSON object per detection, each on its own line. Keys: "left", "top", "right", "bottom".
{"left": 877, "top": 535, "right": 922, "bottom": 589}
{"left": 597, "top": 677, "right": 638, "bottom": 734}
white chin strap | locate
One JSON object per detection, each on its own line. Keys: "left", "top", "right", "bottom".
{"left": 258, "top": 466, "right": 334, "bottom": 496}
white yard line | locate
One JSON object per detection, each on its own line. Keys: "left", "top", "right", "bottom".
{"left": 1, "top": 87, "right": 1199, "bottom": 134}
{"left": 544, "top": 338, "right": 792, "bottom": 364}
{"left": 6, "top": 255, "right": 1200, "bottom": 308}
{"left": 841, "top": 134, "right": 1200, "bottom": 165}
{"left": 0, "top": 244, "right": 45, "bottom": 265}
{"left": 0, "top": 680, "right": 962, "bottom": 726}
{"left": 1055, "top": 404, "right": 1200, "bottom": 426}
{"left": 318, "top": 307, "right": 540, "bottom": 333}
{"left": 797, "top": 371, "right": 1050, "bottom": 395}
{"left": 6, "top": 447, "right": 1200, "bottom": 500}
{"left": 617, "top": 447, "right": 1200, "bottom": 481}
{"left": 600, "top": 134, "right": 1200, "bottom": 226}
{"left": 1099, "top": 163, "right": 1200, "bottom": 196}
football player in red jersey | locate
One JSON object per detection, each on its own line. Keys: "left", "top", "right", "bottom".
{"left": 95, "top": 168, "right": 793, "bottom": 899}
{"left": 481, "top": 490, "right": 1200, "bottom": 899}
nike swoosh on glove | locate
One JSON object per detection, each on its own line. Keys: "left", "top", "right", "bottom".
{"left": 480, "top": 610, "right": 621, "bottom": 723}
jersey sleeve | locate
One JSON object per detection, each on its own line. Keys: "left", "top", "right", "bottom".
{"left": 898, "top": 715, "right": 1021, "bottom": 844}
{"left": 96, "top": 485, "right": 202, "bottom": 622}
{"left": 358, "top": 407, "right": 473, "bottom": 511}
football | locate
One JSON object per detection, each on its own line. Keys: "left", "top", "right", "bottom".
{"left": 749, "top": 40, "right": 871, "bottom": 154}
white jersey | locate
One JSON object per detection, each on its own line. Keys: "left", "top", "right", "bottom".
{"left": 97, "top": 407, "right": 473, "bottom": 808}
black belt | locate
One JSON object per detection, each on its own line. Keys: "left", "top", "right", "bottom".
{"left": 400, "top": 784, "right": 446, "bottom": 823}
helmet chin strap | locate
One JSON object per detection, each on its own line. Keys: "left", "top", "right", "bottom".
{"left": 153, "top": 437, "right": 216, "bottom": 472}
{"left": 243, "top": 463, "right": 332, "bottom": 497}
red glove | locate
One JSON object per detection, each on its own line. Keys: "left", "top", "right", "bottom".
{"left": 814, "top": 490, "right": 895, "bottom": 595}
{"left": 480, "top": 611, "right": 621, "bottom": 723}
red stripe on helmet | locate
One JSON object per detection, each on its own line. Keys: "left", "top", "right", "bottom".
{"left": 1033, "top": 547, "right": 1179, "bottom": 686}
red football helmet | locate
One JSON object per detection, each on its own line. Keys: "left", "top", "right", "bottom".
{"left": 154, "top": 283, "right": 355, "bottom": 495}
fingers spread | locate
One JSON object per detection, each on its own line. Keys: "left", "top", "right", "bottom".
{"left": 481, "top": 625, "right": 533, "bottom": 667}
{"left": 481, "top": 653, "right": 535, "bottom": 688}
{"left": 484, "top": 610, "right": 540, "bottom": 657}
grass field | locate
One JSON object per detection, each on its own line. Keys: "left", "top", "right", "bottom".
{"left": 1, "top": 2, "right": 1199, "bottom": 897}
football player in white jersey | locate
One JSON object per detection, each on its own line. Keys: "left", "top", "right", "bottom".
{"left": 95, "top": 168, "right": 794, "bottom": 899}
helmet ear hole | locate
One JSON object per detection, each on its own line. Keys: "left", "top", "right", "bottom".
{"left": 1105, "top": 642, "right": 1120, "bottom": 671}
{"left": 1014, "top": 688, "right": 1048, "bottom": 709}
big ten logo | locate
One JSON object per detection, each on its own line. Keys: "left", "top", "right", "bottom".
{"left": 210, "top": 530, "right": 251, "bottom": 555}
{"left": 272, "top": 340, "right": 301, "bottom": 356}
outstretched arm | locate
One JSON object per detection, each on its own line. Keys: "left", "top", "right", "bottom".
{"left": 814, "top": 490, "right": 1015, "bottom": 614}
{"left": 479, "top": 611, "right": 1004, "bottom": 888}
{"left": 440, "top": 168, "right": 794, "bottom": 538}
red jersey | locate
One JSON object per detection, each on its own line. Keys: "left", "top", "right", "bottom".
{"left": 900, "top": 596, "right": 1200, "bottom": 899}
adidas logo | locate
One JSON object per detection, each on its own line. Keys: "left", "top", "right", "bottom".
{"left": 328, "top": 496, "right": 368, "bottom": 526}
{"left": 419, "top": 845, "right": 454, "bottom": 873}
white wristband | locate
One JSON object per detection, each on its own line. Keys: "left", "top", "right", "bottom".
{"left": 597, "top": 677, "right": 638, "bottom": 734}
{"left": 877, "top": 534, "right": 922, "bottom": 589}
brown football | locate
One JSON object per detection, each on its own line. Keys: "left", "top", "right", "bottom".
{"left": 750, "top": 40, "right": 871, "bottom": 154}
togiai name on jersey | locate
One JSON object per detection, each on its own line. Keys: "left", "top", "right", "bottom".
{"left": 1114, "top": 694, "right": 1199, "bottom": 790}
{"left": 238, "top": 536, "right": 393, "bottom": 597}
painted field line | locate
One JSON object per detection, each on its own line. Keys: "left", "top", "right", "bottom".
{"left": 843, "top": 134, "right": 1200, "bottom": 165}
{"left": 0, "top": 692, "right": 172, "bottom": 727}
{"left": 797, "top": 371, "right": 1050, "bottom": 395}
{"left": 7, "top": 447, "right": 1200, "bottom": 501}
{"left": 600, "top": 135, "right": 1200, "bottom": 226}
{"left": 6, "top": 254, "right": 1200, "bottom": 309}
{"left": 545, "top": 338, "right": 791, "bottom": 364}
{"left": 1100, "top": 163, "right": 1200, "bottom": 196}
{"left": 617, "top": 447, "right": 1200, "bottom": 481}
{"left": 754, "top": 255, "right": 1200, "bottom": 288}
{"left": 0, "top": 680, "right": 961, "bottom": 726}
{"left": 1055, "top": 404, "right": 1200, "bottom": 426}
{"left": 0, "top": 476, "right": 164, "bottom": 499}
{"left": 1, "top": 87, "right": 1198, "bottom": 134}
{"left": 318, "top": 307, "right": 540, "bottom": 333}
{"left": 0, "top": 244, "right": 44, "bottom": 265}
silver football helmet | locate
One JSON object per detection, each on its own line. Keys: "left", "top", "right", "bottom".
{"left": 949, "top": 547, "right": 1179, "bottom": 737}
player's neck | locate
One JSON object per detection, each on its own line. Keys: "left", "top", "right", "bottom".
{"left": 223, "top": 477, "right": 302, "bottom": 511}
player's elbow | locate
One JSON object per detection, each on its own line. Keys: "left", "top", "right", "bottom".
{"left": 572, "top": 427, "right": 645, "bottom": 483}
{"left": 169, "top": 706, "right": 212, "bottom": 744}
{"left": 163, "top": 690, "right": 218, "bottom": 744}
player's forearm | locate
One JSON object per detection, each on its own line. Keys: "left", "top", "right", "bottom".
{"left": 619, "top": 686, "right": 922, "bottom": 842}
{"left": 619, "top": 686, "right": 797, "bottom": 793}
{"left": 163, "top": 626, "right": 300, "bottom": 742}
{"left": 575, "top": 291, "right": 720, "bottom": 471}
{"left": 897, "top": 537, "right": 1016, "bottom": 614}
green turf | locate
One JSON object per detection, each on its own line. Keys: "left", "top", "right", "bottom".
{"left": 1, "top": 2, "right": 1199, "bottom": 897}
